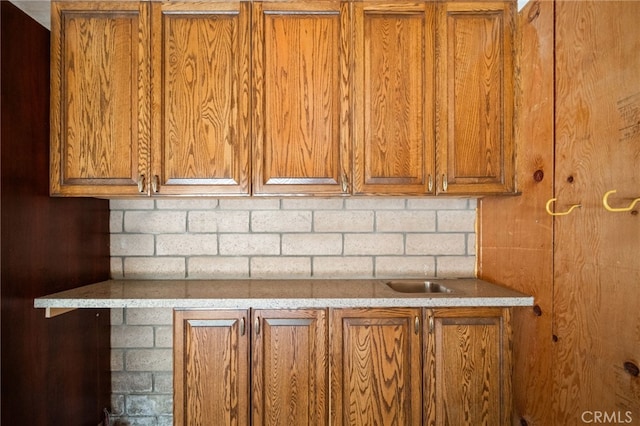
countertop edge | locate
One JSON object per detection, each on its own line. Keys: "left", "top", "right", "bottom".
{"left": 34, "top": 278, "right": 534, "bottom": 310}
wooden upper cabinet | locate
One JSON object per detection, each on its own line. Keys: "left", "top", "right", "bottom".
{"left": 150, "top": 1, "right": 251, "bottom": 196}
{"left": 251, "top": 309, "right": 328, "bottom": 426}
{"left": 424, "top": 307, "right": 512, "bottom": 426}
{"left": 352, "top": 1, "right": 436, "bottom": 195}
{"left": 330, "top": 307, "right": 422, "bottom": 426}
{"left": 435, "top": 1, "right": 515, "bottom": 195}
{"left": 252, "top": 1, "right": 350, "bottom": 196}
{"left": 50, "top": 1, "right": 151, "bottom": 196}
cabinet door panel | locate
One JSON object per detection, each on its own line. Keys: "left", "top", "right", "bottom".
{"left": 425, "top": 308, "right": 512, "bottom": 426}
{"left": 252, "top": 309, "right": 328, "bottom": 426}
{"left": 50, "top": 2, "right": 150, "bottom": 196}
{"left": 253, "top": 1, "right": 350, "bottom": 195}
{"left": 152, "top": 2, "right": 251, "bottom": 195}
{"left": 331, "top": 308, "right": 422, "bottom": 426}
{"left": 352, "top": 2, "right": 435, "bottom": 195}
{"left": 174, "top": 310, "right": 249, "bottom": 426}
{"left": 436, "top": 2, "right": 514, "bottom": 194}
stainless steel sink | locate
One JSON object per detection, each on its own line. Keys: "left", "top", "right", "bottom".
{"left": 385, "top": 280, "right": 454, "bottom": 294}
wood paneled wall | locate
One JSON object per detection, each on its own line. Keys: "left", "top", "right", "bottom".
{"left": 477, "top": 1, "right": 554, "bottom": 424}
{"left": 1, "top": 2, "right": 112, "bottom": 424}
{"left": 479, "top": 1, "right": 640, "bottom": 424}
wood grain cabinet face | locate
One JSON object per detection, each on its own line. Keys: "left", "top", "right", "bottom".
{"left": 174, "top": 310, "right": 250, "bottom": 426}
{"left": 251, "top": 309, "right": 328, "bottom": 426}
{"left": 252, "top": 1, "right": 350, "bottom": 196}
{"left": 151, "top": 2, "right": 251, "bottom": 196}
{"left": 436, "top": 1, "right": 515, "bottom": 195}
{"left": 330, "top": 308, "right": 423, "bottom": 426}
{"left": 50, "top": 1, "right": 151, "bottom": 196}
{"left": 352, "top": 2, "right": 436, "bottom": 195}
{"left": 174, "top": 309, "right": 328, "bottom": 426}
{"left": 424, "top": 308, "right": 512, "bottom": 426}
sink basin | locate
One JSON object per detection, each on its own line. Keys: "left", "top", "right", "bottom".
{"left": 385, "top": 280, "right": 454, "bottom": 294}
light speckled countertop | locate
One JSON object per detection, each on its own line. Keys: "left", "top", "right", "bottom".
{"left": 34, "top": 278, "right": 533, "bottom": 311}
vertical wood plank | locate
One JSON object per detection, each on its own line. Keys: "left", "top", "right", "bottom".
{"left": 477, "top": 1, "right": 555, "bottom": 424}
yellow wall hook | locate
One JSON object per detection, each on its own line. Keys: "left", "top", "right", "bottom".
{"left": 545, "top": 198, "right": 582, "bottom": 216}
{"left": 602, "top": 189, "right": 640, "bottom": 212}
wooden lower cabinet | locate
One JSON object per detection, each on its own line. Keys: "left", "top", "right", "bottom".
{"left": 330, "top": 307, "right": 423, "bottom": 425}
{"left": 251, "top": 309, "right": 328, "bottom": 425}
{"left": 424, "top": 307, "right": 512, "bottom": 426}
{"left": 174, "top": 309, "right": 328, "bottom": 426}
{"left": 174, "top": 307, "right": 512, "bottom": 426}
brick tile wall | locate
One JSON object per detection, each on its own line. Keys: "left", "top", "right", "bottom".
{"left": 109, "top": 197, "right": 476, "bottom": 425}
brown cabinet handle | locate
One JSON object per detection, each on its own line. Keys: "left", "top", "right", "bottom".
{"left": 254, "top": 317, "right": 260, "bottom": 335}
{"left": 442, "top": 174, "right": 448, "bottom": 192}
{"left": 239, "top": 317, "right": 246, "bottom": 336}
{"left": 414, "top": 316, "right": 420, "bottom": 334}
{"left": 428, "top": 174, "right": 433, "bottom": 192}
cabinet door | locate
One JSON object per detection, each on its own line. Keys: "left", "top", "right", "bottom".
{"left": 151, "top": 2, "right": 251, "bottom": 196}
{"left": 435, "top": 1, "right": 515, "bottom": 195}
{"left": 174, "top": 310, "right": 249, "bottom": 426}
{"left": 424, "top": 308, "right": 512, "bottom": 426}
{"left": 252, "top": 1, "right": 350, "bottom": 196}
{"left": 252, "top": 309, "right": 328, "bottom": 426}
{"left": 50, "top": 1, "right": 150, "bottom": 196}
{"left": 352, "top": 1, "right": 435, "bottom": 195}
{"left": 331, "top": 308, "right": 422, "bottom": 425}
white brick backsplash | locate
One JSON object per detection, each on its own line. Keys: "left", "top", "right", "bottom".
{"left": 126, "top": 395, "right": 173, "bottom": 416}
{"left": 187, "top": 256, "right": 250, "bottom": 278}
{"left": 281, "top": 198, "right": 344, "bottom": 210}
{"left": 437, "top": 210, "right": 477, "bottom": 232}
{"left": 375, "top": 211, "right": 436, "bottom": 232}
{"left": 154, "top": 373, "right": 173, "bottom": 393}
{"left": 109, "top": 197, "right": 477, "bottom": 424}
{"left": 282, "top": 233, "right": 343, "bottom": 255}
{"left": 188, "top": 210, "right": 250, "bottom": 233}
{"left": 125, "top": 211, "right": 186, "bottom": 234}
{"left": 111, "top": 234, "right": 155, "bottom": 256}
{"left": 125, "top": 349, "right": 173, "bottom": 372}
{"left": 219, "top": 234, "right": 280, "bottom": 255}
{"left": 155, "top": 199, "right": 219, "bottom": 210}
{"left": 251, "top": 210, "right": 312, "bottom": 232}
{"left": 314, "top": 210, "right": 374, "bottom": 232}
{"left": 124, "top": 258, "right": 186, "bottom": 279}
{"left": 344, "top": 233, "right": 405, "bottom": 255}
{"left": 345, "top": 198, "right": 405, "bottom": 210}
{"left": 110, "top": 210, "right": 124, "bottom": 233}
{"left": 250, "top": 257, "right": 311, "bottom": 278}
{"left": 312, "top": 256, "right": 373, "bottom": 277}
{"left": 436, "top": 256, "right": 477, "bottom": 277}
{"left": 154, "top": 326, "right": 173, "bottom": 348}
{"left": 112, "top": 372, "right": 153, "bottom": 393}
{"left": 126, "top": 308, "right": 173, "bottom": 326}
{"left": 111, "top": 325, "right": 154, "bottom": 348}
{"left": 110, "top": 199, "right": 155, "bottom": 210}
{"left": 156, "top": 234, "right": 218, "bottom": 256}
{"left": 405, "top": 233, "right": 467, "bottom": 255}
{"left": 218, "top": 198, "right": 280, "bottom": 210}
{"left": 375, "top": 256, "right": 436, "bottom": 277}
{"left": 407, "top": 198, "right": 474, "bottom": 210}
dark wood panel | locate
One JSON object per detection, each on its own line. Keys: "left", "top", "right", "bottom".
{"left": 1, "top": 3, "right": 111, "bottom": 424}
